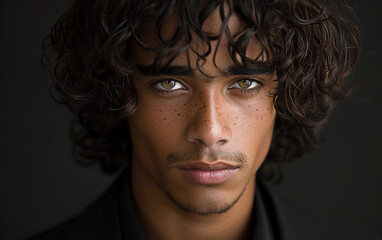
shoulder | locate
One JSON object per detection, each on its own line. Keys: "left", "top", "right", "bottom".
{"left": 258, "top": 181, "right": 382, "bottom": 240}
{"left": 25, "top": 177, "right": 123, "bottom": 240}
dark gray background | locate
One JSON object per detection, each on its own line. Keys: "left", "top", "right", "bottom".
{"left": 0, "top": 1, "right": 381, "bottom": 239}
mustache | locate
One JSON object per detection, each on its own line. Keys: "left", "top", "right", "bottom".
{"left": 166, "top": 148, "right": 248, "bottom": 166}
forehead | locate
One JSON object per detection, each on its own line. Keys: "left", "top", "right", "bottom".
{"left": 131, "top": 4, "right": 267, "bottom": 74}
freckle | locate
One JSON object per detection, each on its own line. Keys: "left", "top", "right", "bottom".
{"left": 174, "top": 109, "right": 177, "bottom": 112}
{"left": 177, "top": 113, "right": 180, "bottom": 116}
{"left": 204, "top": 120, "right": 207, "bottom": 123}
{"left": 194, "top": 104, "right": 197, "bottom": 107}
{"left": 256, "top": 108, "right": 258, "bottom": 111}
{"left": 163, "top": 118, "right": 166, "bottom": 121}
{"left": 203, "top": 105, "right": 206, "bottom": 108}
{"left": 160, "top": 109, "right": 162, "bottom": 112}
{"left": 234, "top": 123, "right": 236, "bottom": 126}
{"left": 248, "top": 105, "right": 251, "bottom": 108}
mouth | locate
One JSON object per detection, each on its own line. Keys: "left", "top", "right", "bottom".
{"left": 177, "top": 162, "right": 240, "bottom": 185}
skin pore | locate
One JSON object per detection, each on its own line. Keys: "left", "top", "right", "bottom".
{"left": 128, "top": 7, "right": 278, "bottom": 240}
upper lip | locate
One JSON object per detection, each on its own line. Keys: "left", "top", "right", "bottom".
{"left": 177, "top": 162, "right": 239, "bottom": 171}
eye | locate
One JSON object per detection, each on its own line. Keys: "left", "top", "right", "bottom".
{"left": 154, "top": 79, "right": 186, "bottom": 91}
{"left": 229, "top": 79, "right": 260, "bottom": 90}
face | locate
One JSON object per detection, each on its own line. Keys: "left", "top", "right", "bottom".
{"left": 129, "top": 9, "right": 277, "bottom": 215}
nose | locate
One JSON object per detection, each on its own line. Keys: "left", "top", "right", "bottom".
{"left": 185, "top": 89, "right": 232, "bottom": 147}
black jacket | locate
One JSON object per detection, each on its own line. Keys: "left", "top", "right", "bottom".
{"left": 27, "top": 171, "right": 381, "bottom": 240}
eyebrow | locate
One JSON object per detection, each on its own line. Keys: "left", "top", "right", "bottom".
{"left": 136, "top": 63, "right": 275, "bottom": 77}
{"left": 226, "top": 64, "right": 275, "bottom": 76}
{"left": 137, "top": 65, "right": 193, "bottom": 76}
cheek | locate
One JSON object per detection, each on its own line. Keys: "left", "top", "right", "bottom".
{"left": 232, "top": 95, "right": 276, "bottom": 169}
{"left": 129, "top": 94, "right": 186, "bottom": 157}
{"left": 234, "top": 95, "right": 275, "bottom": 133}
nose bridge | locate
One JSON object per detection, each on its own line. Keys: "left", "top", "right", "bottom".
{"left": 201, "top": 88, "right": 219, "bottom": 121}
{"left": 186, "top": 87, "right": 231, "bottom": 147}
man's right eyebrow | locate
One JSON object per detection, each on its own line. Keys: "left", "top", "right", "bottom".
{"left": 225, "top": 64, "right": 275, "bottom": 76}
{"left": 136, "top": 65, "right": 193, "bottom": 76}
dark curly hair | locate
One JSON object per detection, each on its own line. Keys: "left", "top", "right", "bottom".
{"left": 42, "top": 0, "right": 360, "bottom": 180}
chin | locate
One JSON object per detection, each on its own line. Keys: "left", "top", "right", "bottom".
{"left": 164, "top": 183, "right": 248, "bottom": 216}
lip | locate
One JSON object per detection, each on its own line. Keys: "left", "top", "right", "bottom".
{"left": 178, "top": 162, "right": 239, "bottom": 185}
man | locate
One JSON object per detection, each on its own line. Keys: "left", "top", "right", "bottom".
{"left": 29, "top": 0, "right": 378, "bottom": 239}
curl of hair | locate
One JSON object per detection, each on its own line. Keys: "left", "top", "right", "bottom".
{"left": 42, "top": 0, "right": 360, "bottom": 179}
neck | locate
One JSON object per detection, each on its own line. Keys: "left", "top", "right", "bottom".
{"left": 130, "top": 163, "right": 256, "bottom": 240}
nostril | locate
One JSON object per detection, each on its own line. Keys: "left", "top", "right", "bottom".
{"left": 187, "top": 136, "right": 229, "bottom": 148}
{"left": 217, "top": 139, "right": 228, "bottom": 146}
{"left": 188, "top": 138, "right": 207, "bottom": 146}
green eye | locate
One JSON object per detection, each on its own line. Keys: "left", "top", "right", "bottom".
{"left": 229, "top": 79, "right": 260, "bottom": 90}
{"left": 154, "top": 79, "right": 185, "bottom": 91}
{"left": 160, "top": 80, "right": 176, "bottom": 89}
{"left": 237, "top": 79, "right": 253, "bottom": 88}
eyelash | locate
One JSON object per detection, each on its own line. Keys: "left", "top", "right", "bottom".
{"left": 151, "top": 79, "right": 188, "bottom": 96}
{"left": 239, "top": 88, "right": 259, "bottom": 95}
{"left": 228, "top": 79, "right": 263, "bottom": 95}
{"left": 151, "top": 78, "right": 263, "bottom": 96}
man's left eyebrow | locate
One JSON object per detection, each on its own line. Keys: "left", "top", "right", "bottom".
{"left": 136, "top": 65, "right": 193, "bottom": 76}
{"left": 226, "top": 64, "right": 275, "bottom": 76}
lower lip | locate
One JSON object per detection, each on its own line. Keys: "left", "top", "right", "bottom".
{"left": 179, "top": 168, "right": 239, "bottom": 185}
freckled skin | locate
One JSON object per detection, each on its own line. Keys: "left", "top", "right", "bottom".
{"left": 128, "top": 9, "right": 278, "bottom": 240}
